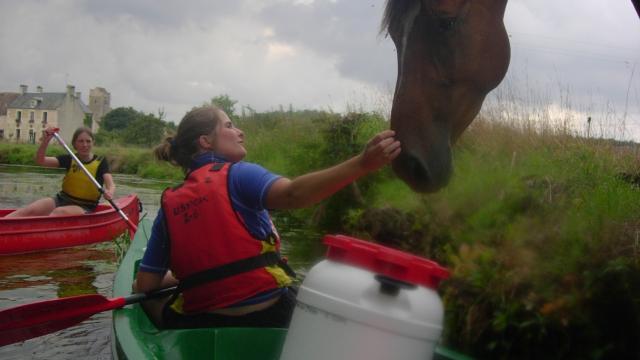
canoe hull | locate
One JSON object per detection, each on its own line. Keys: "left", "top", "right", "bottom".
{"left": 111, "top": 218, "right": 287, "bottom": 360}
{"left": 0, "top": 194, "right": 140, "bottom": 255}
{"left": 112, "top": 219, "right": 470, "bottom": 360}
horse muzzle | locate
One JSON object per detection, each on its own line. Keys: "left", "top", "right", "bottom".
{"left": 392, "top": 144, "right": 453, "bottom": 193}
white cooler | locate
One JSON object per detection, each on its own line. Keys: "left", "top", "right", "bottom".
{"left": 280, "top": 234, "right": 449, "bottom": 360}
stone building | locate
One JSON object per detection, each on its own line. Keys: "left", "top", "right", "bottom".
{"left": 0, "top": 84, "right": 109, "bottom": 143}
{"left": 88, "top": 87, "right": 111, "bottom": 133}
{"left": 0, "top": 92, "right": 21, "bottom": 140}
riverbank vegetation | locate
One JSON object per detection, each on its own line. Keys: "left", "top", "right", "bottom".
{"left": 1, "top": 100, "right": 639, "bottom": 359}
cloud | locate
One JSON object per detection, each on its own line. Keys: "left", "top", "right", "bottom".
{"left": 0, "top": 0, "right": 637, "bottom": 138}
{"left": 258, "top": 0, "right": 396, "bottom": 85}
{"left": 503, "top": 0, "right": 640, "bottom": 132}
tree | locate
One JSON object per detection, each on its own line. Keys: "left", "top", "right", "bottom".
{"left": 101, "top": 107, "right": 140, "bottom": 131}
{"left": 121, "top": 113, "right": 166, "bottom": 147}
{"left": 83, "top": 114, "right": 93, "bottom": 128}
{"left": 208, "top": 94, "right": 237, "bottom": 118}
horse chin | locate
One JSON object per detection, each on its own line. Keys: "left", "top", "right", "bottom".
{"left": 392, "top": 151, "right": 453, "bottom": 193}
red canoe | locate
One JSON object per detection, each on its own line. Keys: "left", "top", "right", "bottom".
{"left": 0, "top": 194, "right": 141, "bottom": 255}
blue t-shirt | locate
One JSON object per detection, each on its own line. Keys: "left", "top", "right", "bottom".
{"left": 138, "top": 153, "right": 281, "bottom": 274}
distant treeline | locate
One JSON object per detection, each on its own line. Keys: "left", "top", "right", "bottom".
{"left": 3, "top": 95, "right": 640, "bottom": 358}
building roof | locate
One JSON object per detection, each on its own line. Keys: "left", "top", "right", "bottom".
{"left": 8, "top": 92, "right": 91, "bottom": 114}
{"left": 9, "top": 93, "right": 67, "bottom": 111}
{"left": 79, "top": 100, "right": 91, "bottom": 114}
{"left": 0, "top": 93, "right": 20, "bottom": 116}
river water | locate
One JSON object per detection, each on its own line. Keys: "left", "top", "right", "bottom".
{"left": 0, "top": 164, "right": 323, "bottom": 359}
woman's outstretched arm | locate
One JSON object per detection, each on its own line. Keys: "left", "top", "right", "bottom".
{"left": 265, "top": 130, "right": 401, "bottom": 210}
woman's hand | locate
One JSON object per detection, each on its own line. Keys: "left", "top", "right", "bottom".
{"left": 359, "top": 130, "right": 401, "bottom": 172}
{"left": 41, "top": 127, "right": 57, "bottom": 143}
{"left": 103, "top": 188, "right": 114, "bottom": 201}
{"left": 102, "top": 174, "right": 116, "bottom": 201}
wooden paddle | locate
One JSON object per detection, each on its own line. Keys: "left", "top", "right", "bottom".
{"left": 51, "top": 129, "right": 138, "bottom": 233}
{"left": 0, "top": 286, "right": 176, "bottom": 346}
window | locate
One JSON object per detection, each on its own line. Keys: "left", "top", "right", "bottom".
{"left": 29, "top": 112, "right": 35, "bottom": 123}
{"left": 0, "top": 130, "right": 4, "bottom": 139}
{"left": 29, "top": 130, "right": 35, "bottom": 144}
{"left": 42, "top": 112, "right": 48, "bottom": 124}
{"left": 16, "top": 129, "right": 20, "bottom": 140}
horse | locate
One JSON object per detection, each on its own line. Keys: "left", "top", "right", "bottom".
{"left": 382, "top": 0, "right": 640, "bottom": 193}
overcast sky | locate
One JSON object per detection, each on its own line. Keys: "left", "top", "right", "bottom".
{"left": 1, "top": 0, "right": 638, "bottom": 140}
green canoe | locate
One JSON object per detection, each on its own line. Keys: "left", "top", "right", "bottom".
{"left": 111, "top": 218, "right": 471, "bottom": 360}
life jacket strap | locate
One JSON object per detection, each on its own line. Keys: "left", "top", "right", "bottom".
{"left": 177, "top": 251, "right": 295, "bottom": 293}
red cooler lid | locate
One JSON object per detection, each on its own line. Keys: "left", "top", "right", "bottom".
{"left": 323, "top": 234, "right": 449, "bottom": 289}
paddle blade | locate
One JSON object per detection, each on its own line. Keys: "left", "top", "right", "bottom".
{"left": 0, "top": 294, "right": 125, "bottom": 347}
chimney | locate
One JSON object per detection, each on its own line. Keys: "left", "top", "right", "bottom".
{"left": 19, "top": 85, "right": 28, "bottom": 94}
{"left": 37, "top": 86, "right": 43, "bottom": 93}
{"left": 66, "top": 85, "right": 75, "bottom": 97}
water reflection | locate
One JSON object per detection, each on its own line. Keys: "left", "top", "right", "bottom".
{"left": 0, "top": 165, "right": 326, "bottom": 359}
{"left": 0, "top": 245, "right": 116, "bottom": 359}
{"left": 0, "top": 165, "right": 166, "bottom": 359}
{"left": 275, "top": 214, "right": 326, "bottom": 278}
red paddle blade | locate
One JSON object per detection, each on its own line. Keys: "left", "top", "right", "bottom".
{"left": 0, "top": 293, "right": 126, "bottom": 347}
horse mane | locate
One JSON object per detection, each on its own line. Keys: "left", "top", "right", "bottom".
{"left": 381, "top": 0, "right": 418, "bottom": 35}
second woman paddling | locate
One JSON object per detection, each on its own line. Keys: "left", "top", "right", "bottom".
{"left": 8, "top": 126, "right": 115, "bottom": 217}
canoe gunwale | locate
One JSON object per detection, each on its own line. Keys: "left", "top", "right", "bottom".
{"left": 0, "top": 194, "right": 140, "bottom": 255}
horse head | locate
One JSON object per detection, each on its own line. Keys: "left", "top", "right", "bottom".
{"left": 383, "top": 0, "right": 510, "bottom": 192}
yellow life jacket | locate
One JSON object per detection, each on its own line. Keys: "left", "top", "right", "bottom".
{"left": 60, "top": 156, "right": 103, "bottom": 204}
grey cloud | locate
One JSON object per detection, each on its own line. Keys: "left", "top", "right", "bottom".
{"left": 258, "top": 0, "right": 396, "bottom": 86}
{"left": 0, "top": 0, "right": 637, "bottom": 135}
{"left": 82, "top": 0, "right": 242, "bottom": 28}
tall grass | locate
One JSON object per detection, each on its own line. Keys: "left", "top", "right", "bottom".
{"left": 1, "top": 94, "right": 639, "bottom": 358}
{"left": 347, "top": 100, "right": 640, "bottom": 358}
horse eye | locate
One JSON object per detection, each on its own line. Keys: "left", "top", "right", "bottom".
{"left": 437, "top": 17, "right": 457, "bottom": 32}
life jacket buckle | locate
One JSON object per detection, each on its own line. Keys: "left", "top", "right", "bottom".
{"left": 266, "top": 233, "right": 277, "bottom": 245}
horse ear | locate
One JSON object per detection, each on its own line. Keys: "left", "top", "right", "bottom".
{"left": 632, "top": 0, "right": 640, "bottom": 18}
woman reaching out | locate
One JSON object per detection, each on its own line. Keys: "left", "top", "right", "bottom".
{"left": 134, "top": 105, "right": 400, "bottom": 329}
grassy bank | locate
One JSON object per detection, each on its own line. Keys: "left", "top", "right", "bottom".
{"left": 347, "top": 117, "right": 640, "bottom": 359}
{"left": 1, "top": 109, "right": 639, "bottom": 358}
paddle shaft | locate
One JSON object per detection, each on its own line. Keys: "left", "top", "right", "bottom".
{"left": 124, "top": 286, "right": 178, "bottom": 305}
{"left": 0, "top": 286, "right": 177, "bottom": 347}
{"left": 52, "top": 132, "right": 138, "bottom": 233}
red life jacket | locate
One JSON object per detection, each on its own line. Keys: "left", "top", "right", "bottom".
{"left": 162, "top": 162, "right": 292, "bottom": 313}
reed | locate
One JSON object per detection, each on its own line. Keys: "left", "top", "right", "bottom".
{"left": 349, "top": 94, "right": 640, "bottom": 359}
{"left": 1, "top": 94, "right": 639, "bottom": 357}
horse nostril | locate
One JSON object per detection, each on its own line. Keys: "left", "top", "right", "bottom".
{"left": 406, "top": 155, "right": 431, "bottom": 185}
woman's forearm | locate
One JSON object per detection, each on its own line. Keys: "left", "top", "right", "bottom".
{"left": 267, "top": 155, "right": 367, "bottom": 209}
{"left": 103, "top": 173, "right": 116, "bottom": 200}
{"left": 34, "top": 136, "right": 51, "bottom": 165}
{"left": 134, "top": 270, "right": 178, "bottom": 293}
{"left": 266, "top": 130, "right": 400, "bottom": 210}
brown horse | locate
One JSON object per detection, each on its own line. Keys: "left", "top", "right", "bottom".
{"left": 383, "top": 0, "right": 640, "bottom": 193}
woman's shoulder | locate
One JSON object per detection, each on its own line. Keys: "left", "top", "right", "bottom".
{"left": 228, "top": 161, "right": 280, "bottom": 208}
{"left": 56, "top": 154, "right": 71, "bottom": 168}
{"left": 230, "top": 161, "right": 273, "bottom": 176}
